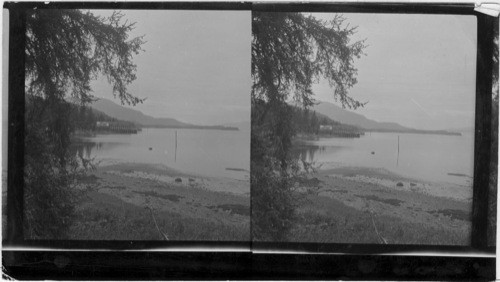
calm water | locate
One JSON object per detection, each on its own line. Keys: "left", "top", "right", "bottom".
{"left": 294, "top": 132, "right": 475, "bottom": 186}
{"left": 74, "top": 128, "right": 250, "bottom": 180}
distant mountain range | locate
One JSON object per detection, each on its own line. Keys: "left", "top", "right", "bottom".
{"left": 312, "top": 101, "right": 461, "bottom": 136}
{"left": 89, "top": 98, "right": 459, "bottom": 135}
{"left": 90, "top": 98, "right": 241, "bottom": 131}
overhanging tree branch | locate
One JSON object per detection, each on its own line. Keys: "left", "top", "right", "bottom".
{"left": 25, "top": 10, "right": 145, "bottom": 105}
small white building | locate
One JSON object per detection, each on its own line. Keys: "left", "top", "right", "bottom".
{"left": 96, "top": 121, "right": 110, "bottom": 128}
{"left": 319, "top": 125, "right": 333, "bottom": 131}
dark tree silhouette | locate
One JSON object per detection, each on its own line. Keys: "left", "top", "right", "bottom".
{"left": 251, "top": 12, "right": 366, "bottom": 240}
{"left": 23, "top": 9, "right": 145, "bottom": 238}
{"left": 26, "top": 10, "right": 144, "bottom": 105}
{"left": 488, "top": 20, "right": 498, "bottom": 246}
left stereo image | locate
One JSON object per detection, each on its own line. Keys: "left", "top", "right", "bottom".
{"left": 8, "top": 9, "right": 251, "bottom": 241}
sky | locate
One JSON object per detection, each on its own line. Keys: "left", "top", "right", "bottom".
{"left": 311, "top": 13, "right": 477, "bottom": 130}
{"left": 15, "top": 10, "right": 478, "bottom": 130}
{"left": 90, "top": 10, "right": 251, "bottom": 126}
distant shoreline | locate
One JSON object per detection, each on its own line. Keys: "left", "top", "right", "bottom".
{"left": 71, "top": 125, "right": 240, "bottom": 139}
{"left": 294, "top": 129, "right": 462, "bottom": 141}
{"left": 292, "top": 130, "right": 462, "bottom": 145}
{"left": 365, "top": 128, "right": 461, "bottom": 136}
{"left": 141, "top": 125, "right": 239, "bottom": 131}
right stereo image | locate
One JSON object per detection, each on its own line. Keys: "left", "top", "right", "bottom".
{"left": 250, "top": 11, "right": 494, "bottom": 247}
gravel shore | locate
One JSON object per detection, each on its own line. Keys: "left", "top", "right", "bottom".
{"left": 70, "top": 162, "right": 250, "bottom": 240}
{"left": 288, "top": 165, "right": 472, "bottom": 244}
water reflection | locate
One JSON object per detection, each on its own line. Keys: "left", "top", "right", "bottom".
{"left": 68, "top": 128, "right": 250, "bottom": 180}
{"left": 292, "top": 144, "right": 343, "bottom": 163}
{"left": 292, "top": 132, "right": 474, "bottom": 185}
{"left": 70, "top": 141, "right": 123, "bottom": 160}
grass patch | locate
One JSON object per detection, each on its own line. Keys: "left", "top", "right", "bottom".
{"left": 133, "top": 190, "right": 183, "bottom": 202}
{"left": 208, "top": 204, "right": 250, "bottom": 216}
{"left": 68, "top": 191, "right": 249, "bottom": 241}
{"left": 330, "top": 189, "right": 347, "bottom": 194}
{"left": 320, "top": 189, "right": 348, "bottom": 194}
{"left": 75, "top": 174, "right": 100, "bottom": 184}
{"left": 296, "top": 177, "right": 322, "bottom": 187}
{"left": 286, "top": 195, "right": 469, "bottom": 245}
{"left": 107, "top": 185, "right": 127, "bottom": 190}
{"left": 430, "top": 209, "right": 471, "bottom": 221}
{"left": 356, "top": 194, "right": 404, "bottom": 207}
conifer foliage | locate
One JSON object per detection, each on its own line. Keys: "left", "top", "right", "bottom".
{"left": 24, "top": 9, "right": 144, "bottom": 238}
{"left": 251, "top": 12, "right": 366, "bottom": 241}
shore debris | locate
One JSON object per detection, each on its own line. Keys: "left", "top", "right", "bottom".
{"left": 226, "top": 167, "right": 248, "bottom": 172}
{"left": 447, "top": 172, "right": 469, "bottom": 177}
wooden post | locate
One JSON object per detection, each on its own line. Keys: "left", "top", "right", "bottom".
{"left": 397, "top": 135, "right": 400, "bottom": 166}
{"left": 175, "top": 130, "right": 177, "bottom": 162}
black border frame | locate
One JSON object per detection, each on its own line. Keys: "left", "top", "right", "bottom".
{"left": 2, "top": 251, "right": 496, "bottom": 280}
{"left": 2, "top": 1, "right": 497, "bottom": 280}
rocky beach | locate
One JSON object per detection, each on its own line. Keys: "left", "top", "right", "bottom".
{"left": 288, "top": 165, "right": 472, "bottom": 245}
{"left": 69, "top": 162, "right": 250, "bottom": 241}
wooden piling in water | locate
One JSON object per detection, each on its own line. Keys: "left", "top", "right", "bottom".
{"left": 397, "top": 135, "right": 400, "bottom": 166}
{"left": 175, "top": 130, "right": 177, "bottom": 162}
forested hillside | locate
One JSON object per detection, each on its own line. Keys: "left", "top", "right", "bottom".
{"left": 290, "top": 105, "right": 363, "bottom": 136}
